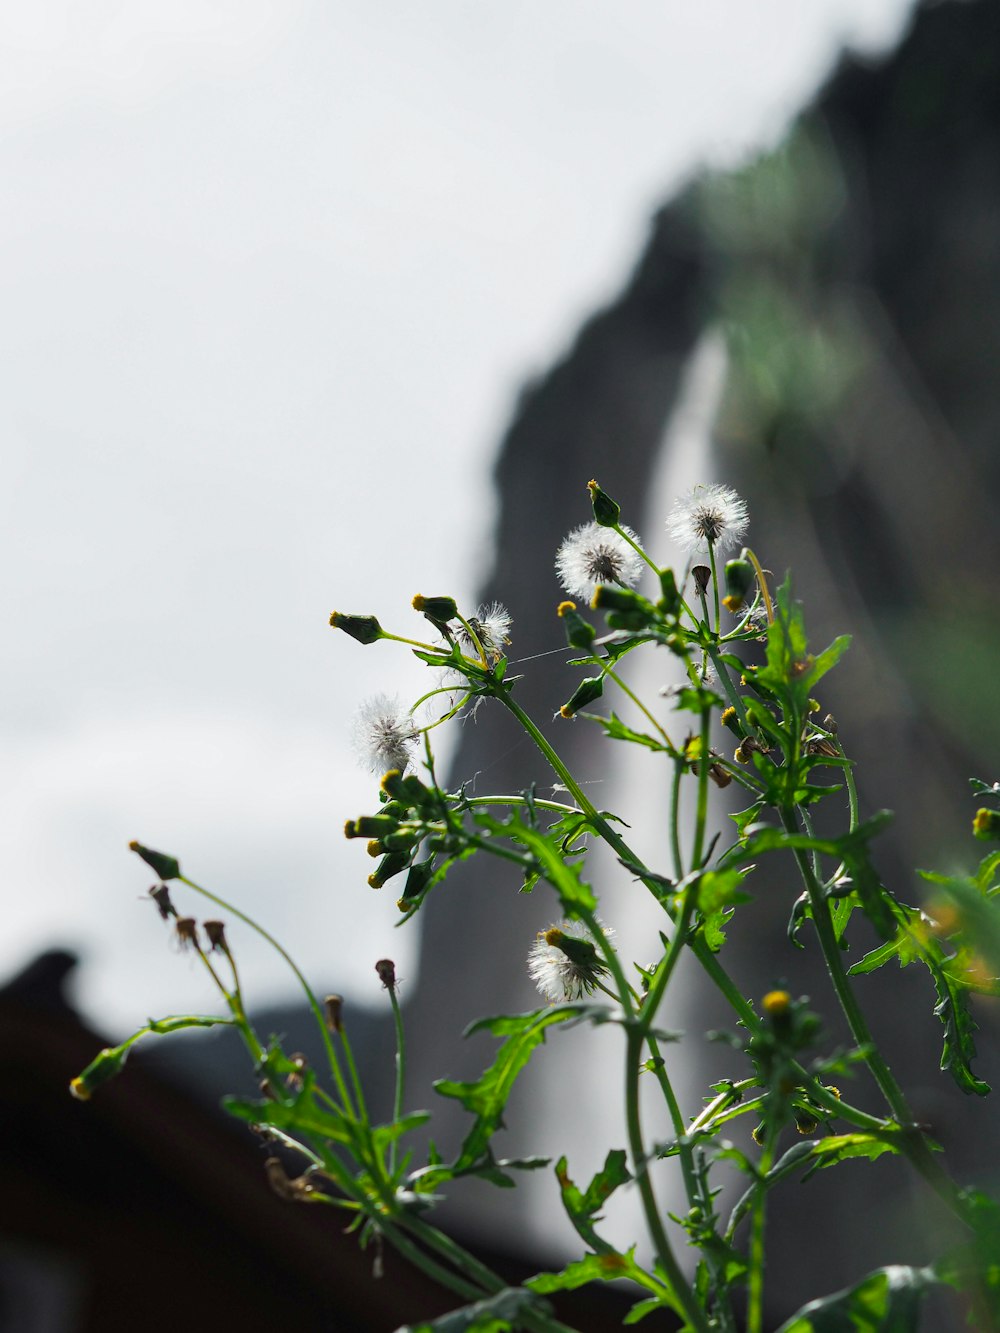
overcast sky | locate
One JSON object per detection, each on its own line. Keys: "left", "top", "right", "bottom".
{"left": 2, "top": 0, "right": 915, "bottom": 1034}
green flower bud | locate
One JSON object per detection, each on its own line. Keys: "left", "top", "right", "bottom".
{"left": 411, "top": 594, "right": 458, "bottom": 622}
{"left": 70, "top": 1045, "right": 128, "bottom": 1100}
{"left": 353, "top": 814, "right": 399, "bottom": 838}
{"left": 974, "top": 808, "right": 1000, "bottom": 841}
{"left": 367, "top": 850, "right": 411, "bottom": 888}
{"left": 591, "top": 585, "right": 655, "bottom": 617}
{"left": 396, "top": 857, "right": 435, "bottom": 912}
{"left": 722, "top": 558, "right": 755, "bottom": 613}
{"left": 129, "top": 841, "right": 180, "bottom": 881}
{"left": 559, "top": 674, "right": 605, "bottom": 718}
{"left": 587, "top": 478, "right": 621, "bottom": 527}
{"left": 328, "top": 611, "right": 385, "bottom": 644}
{"left": 557, "top": 601, "right": 596, "bottom": 649}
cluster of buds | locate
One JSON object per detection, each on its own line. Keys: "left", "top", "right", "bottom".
{"left": 345, "top": 768, "right": 447, "bottom": 906}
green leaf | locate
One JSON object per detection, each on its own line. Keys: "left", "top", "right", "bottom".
{"left": 931, "top": 958, "right": 990, "bottom": 1096}
{"left": 803, "top": 1132, "right": 900, "bottom": 1178}
{"left": 591, "top": 710, "right": 671, "bottom": 753}
{"left": 757, "top": 578, "right": 851, "bottom": 718}
{"left": 475, "top": 814, "right": 598, "bottom": 914}
{"left": 435, "top": 1006, "right": 586, "bottom": 1170}
{"left": 527, "top": 1248, "right": 640, "bottom": 1294}
{"left": 555, "top": 1149, "right": 632, "bottom": 1250}
{"left": 623, "top": 1297, "right": 665, "bottom": 1325}
{"left": 775, "top": 1264, "right": 940, "bottom": 1332}
{"left": 399, "top": 1286, "right": 548, "bottom": 1332}
{"left": 674, "top": 684, "right": 726, "bottom": 713}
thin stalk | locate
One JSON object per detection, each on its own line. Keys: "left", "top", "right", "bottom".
{"left": 708, "top": 540, "right": 721, "bottom": 635}
{"left": 746, "top": 1127, "right": 776, "bottom": 1333}
{"left": 742, "top": 547, "right": 773, "bottom": 623}
{"left": 179, "top": 873, "right": 360, "bottom": 1122}
{"left": 386, "top": 982, "right": 406, "bottom": 1176}
{"left": 670, "top": 756, "right": 684, "bottom": 882}
{"left": 690, "top": 705, "right": 712, "bottom": 871}
{"left": 624, "top": 1027, "right": 711, "bottom": 1333}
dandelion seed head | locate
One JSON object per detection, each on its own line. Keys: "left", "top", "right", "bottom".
{"left": 667, "top": 484, "right": 748, "bottom": 555}
{"left": 351, "top": 693, "right": 419, "bottom": 774}
{"left": 459, "top": 601, "right": 512, "bottom": 661}
{"left": 527, "top": 918, "right": 615, "bottom": 1002}
{"left": 555, "top": 522, "right": 644, "bottom": 601}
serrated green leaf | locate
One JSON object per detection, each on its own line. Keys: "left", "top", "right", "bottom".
{"left": 555, "top": 1149, "right": 631, "bottom": 1251}
{"left": 435, "top": 1006, "right": 586, "bottom": 1170}
{"left": 527, "top": 1247, "right": 640, "bottom": 1294}
{"left": 591, "top": 710, "right": 671, "bottom": 753}
{"left": 804, "top": 1133, "right": 900, "bottom": 1177}
{"left": 775, "top": 1264, "right": 939, "bottom": 1332}
{"left": 674, "top": 684, "right": 726, "bottom": 713}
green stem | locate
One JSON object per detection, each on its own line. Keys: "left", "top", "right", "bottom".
{"left": 779, "top": 812, "right": 968, "bottom": 1218}
{"left": 746, "top": 1128, "right": 776, "bottom": 1333}
{"left": 669, "top": 757, "right": 684, "bottom": 881}
{"left": 386, "top": 982, "right": 406, "bottom": 1176}
{"left": 691, "top": 705, "right": 711, "bottom": 871}
{"left": 624, "top": 1027, "right": 711, "bottom": 1333}
{"left": 708, "top": 541, "right": 721, "bottom": 636}
{"left": 179, "top": 874, "right": 360, "bottom": 1122}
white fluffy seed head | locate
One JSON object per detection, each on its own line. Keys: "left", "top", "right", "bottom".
{"left": 527, "top": 919, "right": 615, "bottom": 1002}
{"left": 459, "top": 601, "right": 512, "bottom": 661}
{"left": 351, "top": 693, "right": 419, "bottom": 774}
{"left": 666, "top": 484, "right": 749, "bottom": 555}
{"left": 555, "top": 522, "right": 644, "bottom": 601}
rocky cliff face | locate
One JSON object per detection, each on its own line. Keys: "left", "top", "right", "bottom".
{"left": 406, "top": 1, "right": 1000, "bottom": 1321}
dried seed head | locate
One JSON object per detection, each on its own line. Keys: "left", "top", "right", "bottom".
{"left": 375, "top": 958, "right": 397, "bottom": 990}
{"left": 174, "top": 917, "right": 200, "bottom": 951}
{"left": 203, "top": 920, "right": 228, "bottom": 952}
{"left": 324, "top": 994, "right": 344, "bottom": 1033}
{"left": 148, "top": 884, "right": 176, "bottom": 920}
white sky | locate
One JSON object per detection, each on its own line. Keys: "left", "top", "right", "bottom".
{"left": 2, "top": 0, "right": 915, "bottom": 1033}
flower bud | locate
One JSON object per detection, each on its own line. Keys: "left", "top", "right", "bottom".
{"left": 70, "top": 1045, "right": 127, "bottom": 1100}
{"left": 328, "top": 611, "right": 385, "bottom": 644}
{"left": 722, "top": 558, "right": 755, "bottom": 613}
{"left": 367, "top": 851, "right": 411, "bottom": 888}
{"left": 974, "top": 808, "right": 1000, "bottom": 841}
{"left": 129, "top": 841, "right": 180, "bottom": 881}
{"left": 411, "top": 594, "right": 458, "bottom": 622}
{"left": 397, "top": 857, "right": 435, "bottom": 911}
{"left": 587, "top": 478, "right": 621, "bottom": 527}
{"left": 762, "top": 989, "right": 791, "bottom": 1018}
{"left": 720, "top": 706, "right": 743, "bottom": 737}
{"left": 557, "top": 601, "right": 597, "bottom": 649}
{"left": 591, "top": 585, "right": 655, "bottom": 619}
{"left": 559, "top": 674, "right": 605, "bottom": 719}
{"left": 353, "top": 814, "right": 398, "bottom": 838}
